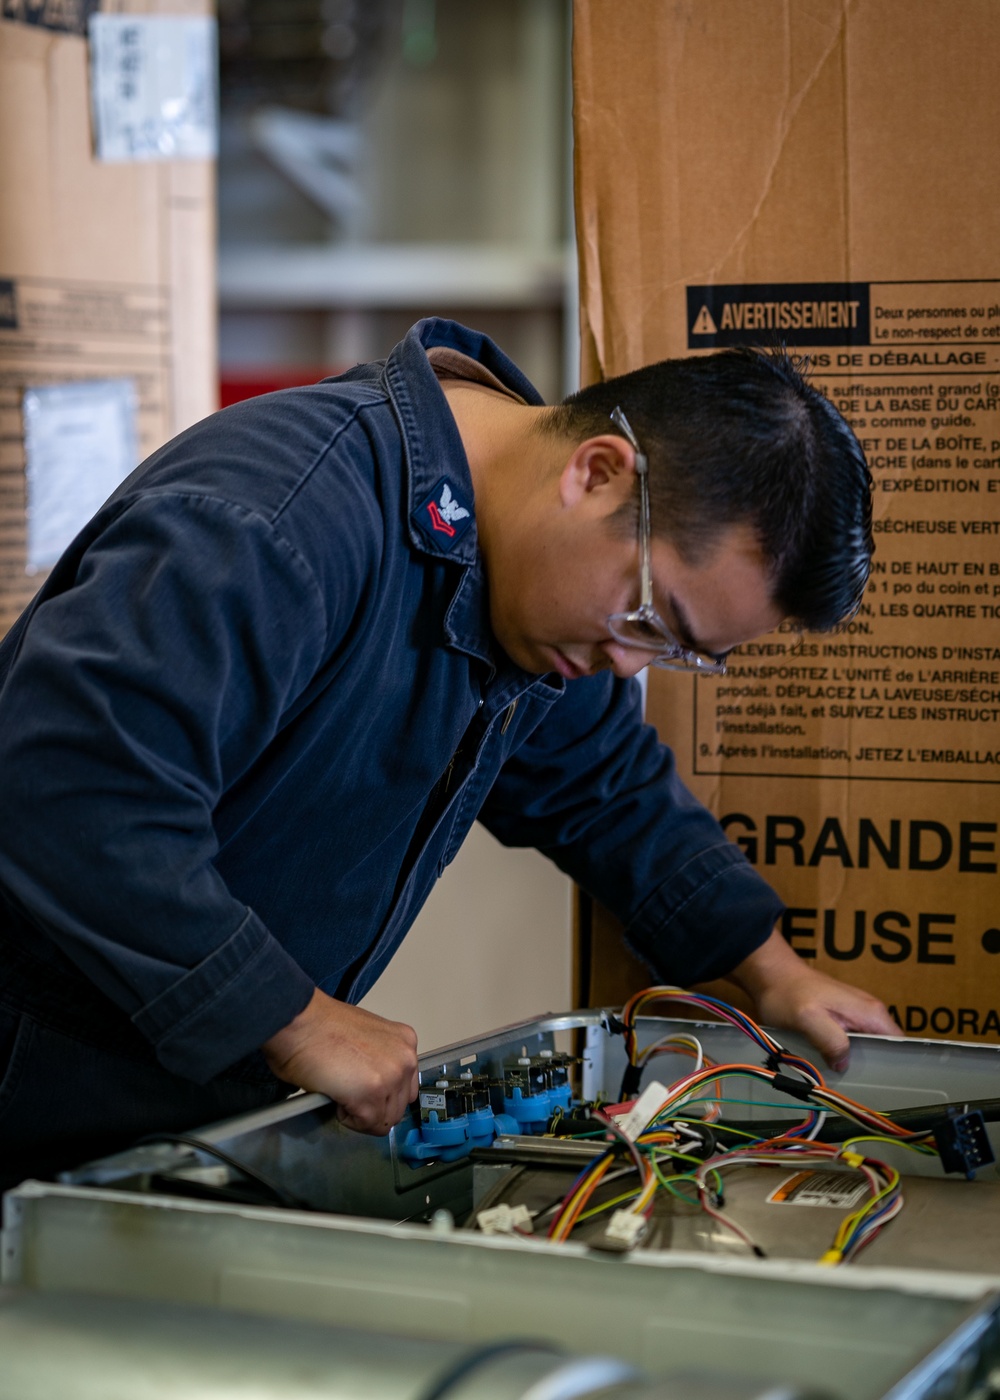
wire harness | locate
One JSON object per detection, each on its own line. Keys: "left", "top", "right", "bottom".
{"left": 533, "top": 986, "right": 988, "bottom": 1264}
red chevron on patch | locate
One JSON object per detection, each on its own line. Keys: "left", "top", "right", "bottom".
{"left": 427, "top": 501, "right": 456, "bottom": 537}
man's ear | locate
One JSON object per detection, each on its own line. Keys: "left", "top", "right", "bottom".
{"left": 557, "top": 434, "right": 635, "bottom": 513}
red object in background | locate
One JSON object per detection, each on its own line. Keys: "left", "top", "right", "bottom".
{"left": 219, "top": 368, "right": 344, "bottom": 409}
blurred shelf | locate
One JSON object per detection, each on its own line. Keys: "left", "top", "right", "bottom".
{"left": 218, "top": 241, "right": 573, "bottom": 310}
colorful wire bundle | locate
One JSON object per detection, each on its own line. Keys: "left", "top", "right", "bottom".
{"left": 547, "top": 1107, "right": 658, "bottom": 1242}
{"left": 537, "top": 985, "right": 942, "bottom": 1262}
{"left": 621, "top": 986, "right": 824, "bottom": 1089}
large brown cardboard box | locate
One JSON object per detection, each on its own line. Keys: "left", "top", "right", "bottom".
{"left": 0, "top": 0, "right": 216, "bottom": 636}
{"left": 573, "top": 0, "right": 1000, "bottom": 1041}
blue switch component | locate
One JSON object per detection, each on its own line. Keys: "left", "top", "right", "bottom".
{"left": 399, "top": 1074, "right": 496, "bottom": 1164}
{"left": 399, "top": 1050, "right": 579, "bottom": 1161}
{"left": 495, "top": 1051, "right": 574, "bottom": 1136}
{"left": 497, "top": 1085, "right": 551, "bottom": 1134}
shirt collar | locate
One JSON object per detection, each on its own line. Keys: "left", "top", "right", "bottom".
{"left": 386, "top": 317, "right": 544, "bottom": 570}
{"left": 385, "top": 318, "right": 551, "bottom": 681}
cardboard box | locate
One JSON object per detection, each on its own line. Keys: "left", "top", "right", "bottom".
{"left": 573, "top": 0, "right": 1000, "bottom": 1040}
{"left": 0, "top": 0, "right": 216, "bottom": 635}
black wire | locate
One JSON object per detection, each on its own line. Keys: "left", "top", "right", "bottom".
{"left": 134, "top": 1132, "right": 312, "bottom": 1210}
{"left": 416, "top": 1341, "right": 562, "bottom": 1400}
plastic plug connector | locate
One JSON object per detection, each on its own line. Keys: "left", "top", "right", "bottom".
{"left": 933, "top": 1108, "right": 995, "bottom": 1179}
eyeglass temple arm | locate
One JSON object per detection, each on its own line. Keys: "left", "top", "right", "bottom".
{"left": 610, "top": 407, "right": 653, "bottom": 613}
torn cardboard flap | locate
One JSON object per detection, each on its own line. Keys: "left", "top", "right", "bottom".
{"left": 574, "top": 0, "right": 1000, "bottom": 1040}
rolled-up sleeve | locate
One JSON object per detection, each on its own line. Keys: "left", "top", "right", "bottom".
{"left": 479, "top": 673, "right": 783, "bottom": 986}
{"left": 0, "top": 493, "right": 325, "bottom": 1081}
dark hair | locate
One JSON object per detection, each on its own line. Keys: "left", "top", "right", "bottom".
{"left": 546, "top": 347, "right": 873, "bottom": 631}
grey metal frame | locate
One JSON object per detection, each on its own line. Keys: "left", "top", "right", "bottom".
{"left": 4, "top": 1013, "right": 1000, "bottom": 1400}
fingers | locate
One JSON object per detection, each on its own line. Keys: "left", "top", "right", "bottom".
{"left": 794, "top": 1003, "right": 852, "bottom": 1073}
{"left": 332, "top": 1020, "right": 418, "bottom": 1135}
{"left": 262, "top": 991, "right": 419, "bottom": 1135}
{"left": 333, "top": 1035, "right": 420, "bottom": 1135}
{"left": 336, "top": 1095, "right": 408, "bottom": 1136}
{"left": 839, "top": 994, "right": 904, "bottom": 1039}
{"left": 768, "top": 976, "right": 903, "bottom": 1074}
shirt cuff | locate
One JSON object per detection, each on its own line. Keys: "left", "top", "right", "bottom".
{"left": 131, "top": 910, "right": 316, "bottom": 1083}
{"left": 625, "top": 843, "right": 785, "bottom": 987}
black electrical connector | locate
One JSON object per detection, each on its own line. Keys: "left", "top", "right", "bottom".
{"left": 932, "top": 1108, "right": 996, "bottom": 1179}
{"left": 770, "top": 1072, "right": 816, "bottom": 1103}
{"left": 618, "top": 1062, "right": 644, "bottom": 1101}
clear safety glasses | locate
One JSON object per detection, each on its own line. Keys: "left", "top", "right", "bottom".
{"left": 606, "top": 406, "right": 728, "bottom": 675}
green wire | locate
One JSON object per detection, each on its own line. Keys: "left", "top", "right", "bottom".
{"left": 655, "top": 1170, "right": 701, "bottom": 1204}
{"left": 649, "top": 1150, "right": 721, "bottom": 1198}
{"left": 636, "top": 1141, "right": 707, "bottom": 1168}
{"left": 658, "top": 1093, "right": 829, "bottom": 1114}
{"left": 575, "top": 1187, "right": 642, "bottom": 1223}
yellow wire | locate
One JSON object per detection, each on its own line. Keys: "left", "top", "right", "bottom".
{"left": 840, "top": 1133, "right": 936, "bottom": 1158}
{"left": 832, "top": 1164, "right": 900, "bottom": 1252}
{"left": 553, "top": 1155, "right": 615, "bottom": 1241}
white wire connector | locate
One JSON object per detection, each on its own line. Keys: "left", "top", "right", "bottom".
{"left": 603, "top": 1210, "right": 649, "bottom": 1249}
{"left": 614, "top": 1080, "right": 669, "bottom": 1141}
{"left": 476, "top": 1203, "right": 534, "bottom": 1236}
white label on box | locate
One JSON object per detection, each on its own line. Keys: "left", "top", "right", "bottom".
{"left": 419, "top": 1093, "right": 448, "bottom": 1111}
{"left": 88, "top": 15, "right": 218, "bottom": 162}
{"left": 23, "top": 379, "right": 138, "bottom": 574}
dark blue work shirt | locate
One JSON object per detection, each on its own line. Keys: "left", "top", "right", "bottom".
{"left": 0, "top": 319, "right": 782, "bottom": 1085}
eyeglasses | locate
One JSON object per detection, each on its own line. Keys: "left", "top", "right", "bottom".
{"left": 606, "top": 406, "right": 728, "bottom": 675}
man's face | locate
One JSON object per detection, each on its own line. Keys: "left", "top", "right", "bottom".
{"left": 488, "top": 513, "right": 785, "bottom": 681}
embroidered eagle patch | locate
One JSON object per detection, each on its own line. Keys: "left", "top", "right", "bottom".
{"left": 414, "top": 477, "right": 473, "bottom": 550}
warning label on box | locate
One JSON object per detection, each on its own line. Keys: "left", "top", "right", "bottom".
{"left": 687, "top": 282, "right": 872, "bottom": 349}
{"left": 648, "top": 279, "right": 1000, "bottom": 1042}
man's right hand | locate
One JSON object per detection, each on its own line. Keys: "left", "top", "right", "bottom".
{"left": 262, "top": 988, "right": 419, "bottom": 1135}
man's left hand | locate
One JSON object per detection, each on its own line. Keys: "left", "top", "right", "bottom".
{"left": 727, "top": 927, "right": 902, "bottom": 1072}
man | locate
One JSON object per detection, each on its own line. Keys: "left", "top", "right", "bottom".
{"left": 0, "top": 318, "right": 897, "bottom": 1188}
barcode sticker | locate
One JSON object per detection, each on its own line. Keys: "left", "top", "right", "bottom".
{"left": 768, "top": 1170, "right": 869, "bottom": 1208}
